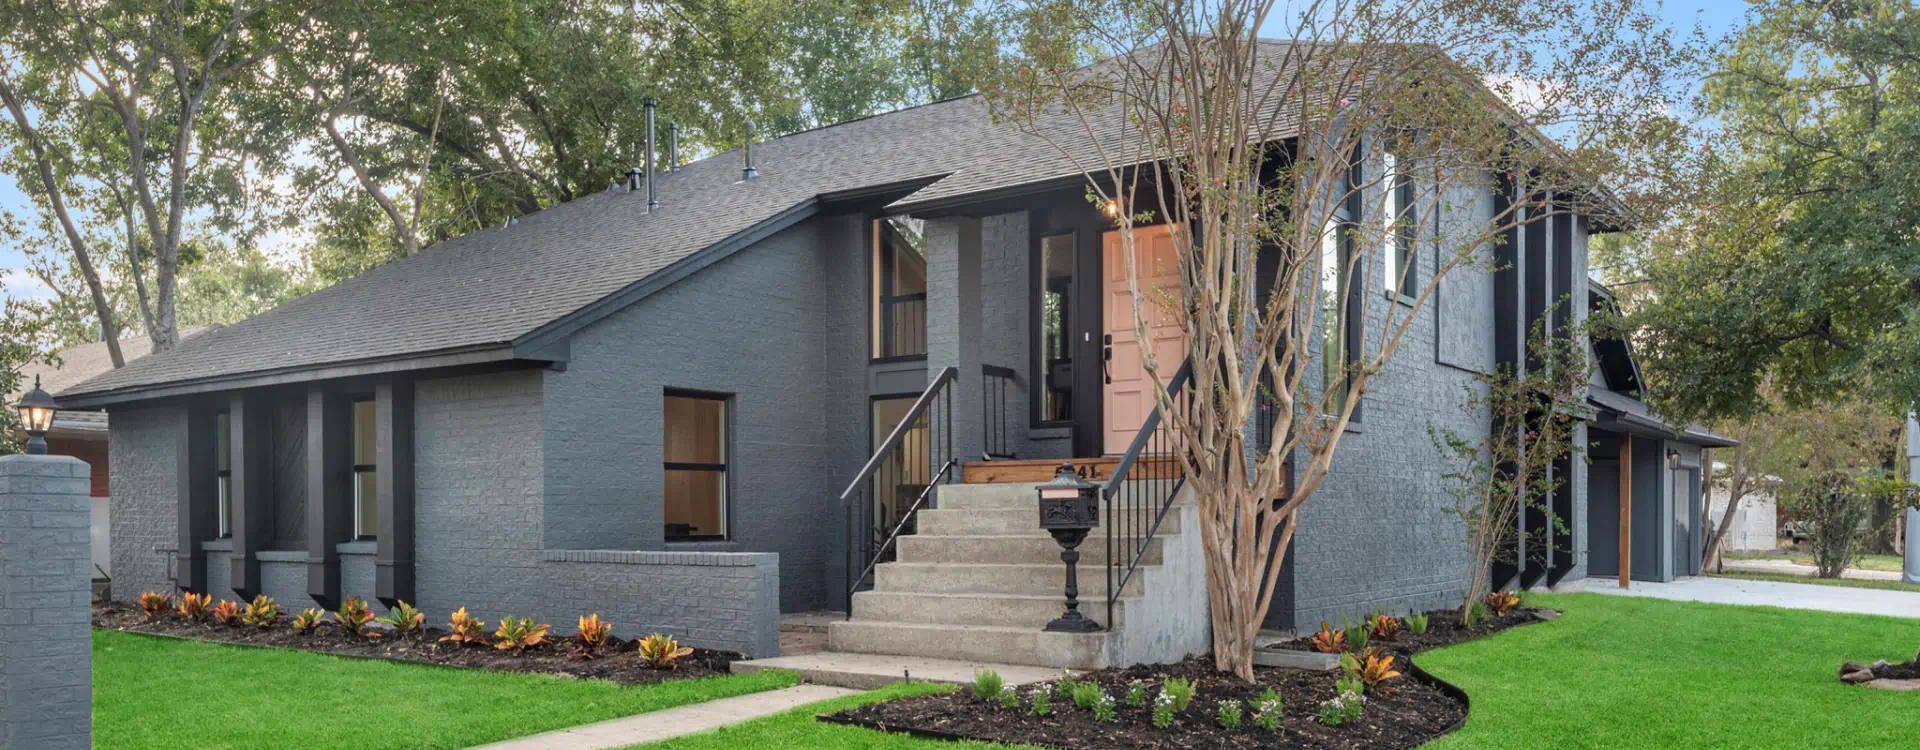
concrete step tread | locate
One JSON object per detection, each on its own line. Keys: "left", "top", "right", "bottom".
{"left": 856, "top": 590, "right": 1142, "bottom": 603}
{"left": 831, "top": 619, "right": 1108, "bottom": 638}
{"left": 730, "top": 653, "right": 1068, "bottom": 690}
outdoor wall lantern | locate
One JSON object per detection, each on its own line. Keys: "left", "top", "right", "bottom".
{"left": 14, "top": 375, "right": 57, "bottom": 455}
{"left": 1666, "top": 449, "right": 1681, "bottom": 470}
{"left": 1037, "top": 464, "right": 1102, "bottom": 633}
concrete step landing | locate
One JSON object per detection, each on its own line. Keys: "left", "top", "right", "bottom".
{"left": 730, "top": 652, "right": 1068, "bottom": 690}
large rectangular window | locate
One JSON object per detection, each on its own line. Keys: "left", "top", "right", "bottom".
{"left": 1382, "top": 152, "right": 1416, "bottom": 297}
{"left": 352, "top": 399, "right": 377, "bottom": 539}
{"left": 664, "top": 391, "right": 729, "bottom": 540}
{"left": 1036, "top": 232, "right": 1075, "bottom": 423}
{"left": 871, "top": 217, "right": 928, "bottom": 360}
{"left": 1321, "top": 218, "right": 1349, "bottom": 415}
{"left": 216, "top": 412, "right": 232, "bottom": 537}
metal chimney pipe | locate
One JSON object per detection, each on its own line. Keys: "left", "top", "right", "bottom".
{"left": 626, "top": 167, "right": 642, "bottom": 191}
{"left": 742, "top": 119, "right": 759, "bottom": 181}
{"left": 667, "top": 123, "right": 679, "bottom": 172}
{"left": 642, "top": 97, "right": 659, "bottom": 211}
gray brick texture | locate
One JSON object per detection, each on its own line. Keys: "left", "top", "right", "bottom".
{"left": 0, "top": 454, "right": 93, "bottom": 750}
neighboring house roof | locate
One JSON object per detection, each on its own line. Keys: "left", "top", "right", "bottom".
{"left": 9, "top": 327, "right": 214, "bottom": 432}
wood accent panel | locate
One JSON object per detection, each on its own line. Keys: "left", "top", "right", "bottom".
{"left": 961, "top": 457, "right": 1183, "bottom": 484}
{"left": 46, "top": 437, "right": 108, "bottom": 497}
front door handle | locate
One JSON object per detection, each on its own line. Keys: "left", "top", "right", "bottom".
{"left": 1102, "top": 334, "right": 1113, "bottom": 384}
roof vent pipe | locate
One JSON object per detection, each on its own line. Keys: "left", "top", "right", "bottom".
{"left": 626, "top": 167, "right": 641, "bottom": 192}
{"left": 642, "top": 97, "right": 659, "bottom": 211}
{"left": 741, "top": 120, "right": 759, "bottom": 181}
{"left": 667, "top": 123, "right": 679, "bottom": 172}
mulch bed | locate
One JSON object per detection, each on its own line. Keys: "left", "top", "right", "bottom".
{"left": 826, "top": 608, "right": 1554, "bottom": 749}
{"left": 93, "top": 602, "right": 738, "bottom": 686}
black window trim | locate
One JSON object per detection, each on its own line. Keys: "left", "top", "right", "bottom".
{"left": 664, "top": 388, "right": 733, "bottom": 543}
{"left": 351, "top": 395, "right": 379, "bottom": 541}
{"left": 216, "top": 411, "right": 232, "bottom": 538}
{"left": 1030, "top": 224, "right": 1079, "bottom": 429}
{"left": 871, "top": 218, "right": 929, "bottom": 363}
{"left": 1385, "top": 153, "right": 1419, "bottom": 306}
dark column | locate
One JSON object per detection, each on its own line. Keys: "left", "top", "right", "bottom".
{"left": 1490, "top": 173, "right": 1527, "bottom": 592}
{"left": 174, "top": 403, "right": 218, "bottom": 593}
{"left": 228, "top": 393, "right": 270, "bottom": 600}
{"left": 374, "top": 379, "right": 415, "bottom": 608}
{"left": 305, "top": 388, "right": 353, "bottom": 609}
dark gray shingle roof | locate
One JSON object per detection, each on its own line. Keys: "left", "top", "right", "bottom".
{"left": 58, "top": 41, "right": 1318, "bottom": 403}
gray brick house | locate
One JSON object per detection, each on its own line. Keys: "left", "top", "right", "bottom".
{"left": 58, "top": 42, "right": 1727, "bottom": 666}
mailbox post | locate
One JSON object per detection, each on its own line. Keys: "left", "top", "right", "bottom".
{"left": 1037, "top": 464, "right": 1102, "bottom": 633}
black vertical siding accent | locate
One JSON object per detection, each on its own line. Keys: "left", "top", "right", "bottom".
{"left": 306, "top": 388, "right": 353, "bottom": 609}
{"left": 174, "top": 403, "right": 217, "bottom": 593}
{"left": 228, "top": 393, "right": 269, "bottom": 600}
{"left": 375, "top": 379, "right": 416, "bottom": 607}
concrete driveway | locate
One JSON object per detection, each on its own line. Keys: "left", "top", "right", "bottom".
{"left": 1720, "top": 557, "right": 1903, "bottom": 582}
{"left": 1581, "top": 576, "right": 1920, "bottom": 619}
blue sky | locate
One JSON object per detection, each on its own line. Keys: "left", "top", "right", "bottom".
{"left": 0, "top": 0, "right": 1753, "bottom": 306}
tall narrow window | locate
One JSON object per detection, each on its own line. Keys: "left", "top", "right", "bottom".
{"left": 872, "top": 217, "right": 928, "bottom": 360}
{"left": 1036, "top": 232, "right": 1075, "bottom": 423}
{"left": 352, "top": 399, "right": 377, "bottom": 539}
{"left": 1321, "top": 218, "right": 1349, "bottom": 414}
{"left": 664, "top": 391, "right": 729, "bottom": 540}
{"left": 1382, "top": 152, "right": 1417, "bottom": 296}
{"left": 216, "top": 412, "right": 232, "bottom": 538}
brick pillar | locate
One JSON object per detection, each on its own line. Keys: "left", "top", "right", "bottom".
{"left": 925, "top": 216, "right": 985, "bottom": 469}
{"left": 0, "top": 454, "right": 92, "bottom": 749}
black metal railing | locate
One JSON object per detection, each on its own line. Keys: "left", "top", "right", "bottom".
{"left": 1104, "top": 360, "right": 1193, "bottom": 627}
{"left": 982, "top": 364, "right": 1017, "bottom": 460}
{"left": 843, "top": 367, "right": 957, "bottom": 616}
{"left": 878, "top": 295, "right": 927, "bottom": 359}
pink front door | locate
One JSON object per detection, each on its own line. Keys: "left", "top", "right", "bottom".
{"left": 1102, "top": 225, "right": 1189, "bottom": 455}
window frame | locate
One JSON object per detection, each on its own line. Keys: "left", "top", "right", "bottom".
{"left": 351, "top": 396, "right": 378, "bottom": 541}
{"left": 216, "top": 411, "right": 232, "bottom": 538}
{"left": 870, "top": 218, "right": 929, "bottom": 363}
{"left": 1031, "top": 228, "right": 1079, "bottom": 428}
{"left": 663, "top": 388, "right": 732, "bottom": 542}
{"left": 1323, "top": 157, "right": 1367, "bottom": 424}
{"left": 1382, "top": 151, "right": 1418, "bottom": 303}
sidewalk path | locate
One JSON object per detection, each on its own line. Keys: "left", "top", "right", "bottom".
{"left": 1583, "top": 577, "right": 1920, "bottom": 619}
{"left": 468, "top": 684, "right": 856, "bottom": 750}
{"left": 1721, "top": 558, "right": 1903, "bottom": 582}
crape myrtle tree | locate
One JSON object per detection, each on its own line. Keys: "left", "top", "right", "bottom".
{"left": 980, "top": 0, "right": 1697, "bottom": 679}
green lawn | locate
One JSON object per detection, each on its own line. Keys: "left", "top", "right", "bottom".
{"left": 1419, "top": 593, "right": 1919, "bottom": 749}
{"left": 1710, "top": 570, "right": 1920, "bottom": 593}
{"left": 93, "top": 629, "right": 800, "bottom": 750}
{"left": 620, "top": 594, "right": 1920, "bottom": 750}
{"left": 1729, "top": 550, "right": 1907, "bottom": 573}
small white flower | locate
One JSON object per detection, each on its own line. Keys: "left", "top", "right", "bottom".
{"left": 1156, "top": 691, "right": 1177, "bottom": 707}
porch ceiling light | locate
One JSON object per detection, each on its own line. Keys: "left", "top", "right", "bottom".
{"left": 14, "top": 374, "right": 57, "bottom": 455}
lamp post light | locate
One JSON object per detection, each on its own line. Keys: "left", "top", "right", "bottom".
{"left": 1036, "top": 464, "right": 1102, "bottom": 633}
{"left": 14, "top": 375, "right": 57, "bottom": 455}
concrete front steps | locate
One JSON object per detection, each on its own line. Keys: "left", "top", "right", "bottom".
{"left": 826, "top": 480, "right": 1208, "bottom": 671}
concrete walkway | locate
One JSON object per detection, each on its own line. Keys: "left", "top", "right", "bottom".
{"left": 1583, "top": 576, "right": 1920, "bottom": 619}
{"left": 468, "top": 684, "right": 855, "bottom": 750}
{"left": 1721, "top": 558, "right": 1903, "bottom": 582}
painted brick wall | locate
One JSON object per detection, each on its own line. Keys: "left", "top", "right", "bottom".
{"left": 107, "top": 404, "right": 181, "bottom": 602}
{"left": 541, "top": 214, "right": 866, "bottom": 613}
{"left": 0, "top": 455, "right": 93, "bottom": 749}
{"left": 413, "top": 369, "right": 548, "bottom": 619}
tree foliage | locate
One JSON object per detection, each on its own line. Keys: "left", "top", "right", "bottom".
{"left": 1631, "top": 0, "right": 1920, "bottom": 422}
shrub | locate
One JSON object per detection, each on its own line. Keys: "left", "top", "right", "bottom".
{"left": 971, "top": 669, "right": 1005, "bottom": 702}
{"left": 1367, "top": 613, "right": 1401, "bottom": 640}
{"left": 1028, "top": 686, "right": 1053, "bottom": 716}
{"left": 241, "top": 595, "right": 281, "bottom": 629}
{"left": 1464, "top": 601, "right": 1493, "bottom": 629}
{"left": 1070, "top": 681, "right": 1103, "bottom": 711}
{"left": 291, "top": 608, "right": 325, "bottom": 635}
{"left": 380, "top": 601, "right": 425, "bottom": 637}
{"left": 1124, "top": 679, "right": 1148, "bottom": 707}
{"left": 1253, "top": 688, "right": 1283, "bottom": 732}
{"left": 1053, "top": 670, "right": 1078, "bottom": 700}
{"left": 1343, "top": 618, "right": 1371, "bottom": 653}
{"left": 1483, "top": 591, "right": 1521, "bottom": 616}
{"left": 1091, "top": 690, "right": 1117, "bottom": 722}
{"left": 1335, "top": 674, "right": 1365, "bottom": 698}
{"left": 493, "top": 617, "right": 551, "bottom": 652}
{"left": 1162, "top": 675, "right": 1197, "bottom": 711}
{"left": 637, "top": 633, "right": 693, "bottom": 669}
{"left": 137, "top": 591, "right": 171, "bottom": 618}
{"left": 175, "top": 592, "right": 211, "bottom": 622}
{"left": 1310, "top": 622, "right": 1347, "bottom": 653}
{"left": 211, "top": 599, "right": 243, "bottom": 626}
{"left": 1217, "top": 699, "right": 1243, "bottom": 730}
{"left": 572, "top": 614, "right": 613, "bottom": 656}
{"left": 1317, "top": 690, "right": 1364, "bottom": 727}
{"left": 334, "top": 597, "right": 376, "bottom": 637}
{"left": 1151, "top": 691, "right": 1176, "bottom": 729}
{"left": 997, "top": 690, "right": 1019, "bottom": 710}
{"left": 441, "top": 607, "right": 488, "bottom": 645}
{"left": 1351, "top": 649, "right": 1401, "bottom": 690}
{"left": 1406, "top": 612, "right": 1430, "bottom": 635}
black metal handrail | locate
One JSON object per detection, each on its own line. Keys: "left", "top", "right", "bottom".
{"left": 1104, "top": 359, "right": 1193, "bottom": 627}
{"left": 981, "top": 364, "right": 1017, "bottom": 460}
{"left": 843, "top": 366, "right": 958, "bottom": 617}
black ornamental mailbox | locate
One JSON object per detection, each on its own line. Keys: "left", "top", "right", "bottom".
{"left": 1036, "top": 464, "right": 1102, "bottom": 633}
